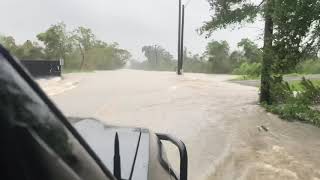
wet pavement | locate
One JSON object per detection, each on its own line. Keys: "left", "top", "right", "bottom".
{"left": 49, "top": 70, "right": 320, "bottom": 180}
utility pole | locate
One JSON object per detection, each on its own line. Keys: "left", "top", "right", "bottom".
{"left": 177, "top": 0, "right": 182, "bottom": 75}
{"left": 177, "top": 2, "right": 185, "bottom": 75}
{"left": 180, "top": 5, "right": 185, "bottom": 74}
{"left": 154, "top": 45, "right": 158, "bottom": 66}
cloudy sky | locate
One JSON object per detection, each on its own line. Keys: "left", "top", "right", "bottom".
{"left": 0, "top": 0, "right": 264, "bottom": 60}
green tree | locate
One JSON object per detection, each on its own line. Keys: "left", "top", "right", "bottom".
{"left": 142, "top": 45, "right": 156, "bottom": 65}
{"left": 113, "top": 48, "right": 131, "bottom": 68}
{"left": 72, "top": 26, "right": 96, "bottom": 69}
{"left": 272, "top": 0, "right": 320, "bottom": 74}
{"left": 200, "top": 0, "right": 273, "bottom": 103}
{"left": 229, "top": 50, "right": 245, "bottom": 68}
{"left": 142, "top": 45, "right": 174, "bottom": 70}
{"left": 37, "top": 22, "right": 73, "bottom": 60}
{"left": 237, "top": 38, "right": 262, "bottom": 63}
{"left": 183, "top": 49, "right": 209, "bottom": 73}
{"left": 0, "top": 35, "right": 18, "bottom": 54}
{"left": 0, "top": 36, "right": 45, "bottom": 59}
{"left": 16, "top": 40, "right": 45, "bottom": 59}
{"left": 205, "top": 40, "right": 232, "bottom": 73}
{"left": 85, "top": 42, "right": 131, "bottom": 70}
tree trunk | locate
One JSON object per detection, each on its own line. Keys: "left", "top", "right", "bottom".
{"left": 78, "top": 44, "right": 85, "bottom": 70}
{"left": 260, "top": 0, "right": 274, "bottom": 104}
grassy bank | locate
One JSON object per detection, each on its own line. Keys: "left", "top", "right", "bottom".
{"left": 264, "top": 103, "right": 320, "bottom": 127}
{"left": 289, "top": 80, "right": 320, "bottom": 91}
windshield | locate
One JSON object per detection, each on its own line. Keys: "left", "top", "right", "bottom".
{"left": 1, "top": 0, "right": 320, "bottom": 179}
{"left": 0, "top": 52, "right": 113, "bottom": 180}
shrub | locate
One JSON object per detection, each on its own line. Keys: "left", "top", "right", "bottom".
{"left": 270, "top": 80, "right": 294, "bottom": 104}
{"left": 269, "top": 77, "right": 320, "bottom": 104}
{"left": 298, "top": 59, "right": 320, "bottom": 74}
{"left": 232, "top": 62, "right": 261, "bottom": 78}
{"left": 263, "top": 78, "right": 320, "bottom": 127}
{"left": 297, "top": 78, "right": 320, "bottom": 104}
{"left": 264, "top": 103, "right": 320, "bottom": 127}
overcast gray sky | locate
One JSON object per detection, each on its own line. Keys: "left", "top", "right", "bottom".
{"left": 0, "top": 0, "right": 264, "bottom": 60}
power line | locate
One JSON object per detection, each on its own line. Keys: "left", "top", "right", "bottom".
{"left": 185, "top": 0, "right": 193, "bottom": 8}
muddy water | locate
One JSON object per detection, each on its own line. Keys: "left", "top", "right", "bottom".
{"left": 181, "top": 74, "right": 320, "bottom": 180}
{"left": 52, "top": 70, "right": 320, "bottom": 180}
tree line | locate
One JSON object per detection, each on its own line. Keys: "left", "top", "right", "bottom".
{"left": 131, "top": 38, "right": 262, "bottom": 75}
{"left": 0, "top": 22, "right": 131, "bottom": 70}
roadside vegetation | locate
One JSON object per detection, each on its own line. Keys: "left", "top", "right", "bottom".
{"left": 201, "top": 0, "right": 320, "bottom": 127}
{"left": 263, "top": 78, "right": 320, "bottom": 127}
{"left": 0, "top": 22, "right": 131, "bottom": 72}
{"left": 297, "top": 59, "right": 320, "bottom": 75}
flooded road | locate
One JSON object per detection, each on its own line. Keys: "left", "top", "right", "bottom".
{"left": 50, "top": 70, "right": 320, "bottom": 179}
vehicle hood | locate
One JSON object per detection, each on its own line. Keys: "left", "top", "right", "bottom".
{"left": 72, "top": 118, "right": 150, "bottom": 180}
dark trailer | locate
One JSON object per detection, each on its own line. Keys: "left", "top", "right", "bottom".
{"left": 21, "top": 60, "right": 61, "bottom": 77}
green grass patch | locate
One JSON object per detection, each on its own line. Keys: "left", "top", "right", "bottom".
{"left": 297, "top": 59, "right": 320, "bottom": 74}
{"left": 288, "top": 80, "right": 320, "bottom": 91}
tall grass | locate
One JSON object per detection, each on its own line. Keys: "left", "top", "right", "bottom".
{"left": 298, "top": 59, "right": 320, "bottom": 74}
